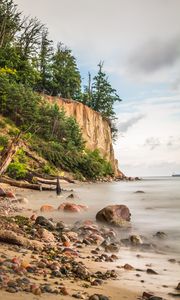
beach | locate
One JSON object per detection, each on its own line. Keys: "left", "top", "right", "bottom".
{"left": 0, "top": 177, "right": 180, "bottom": 300}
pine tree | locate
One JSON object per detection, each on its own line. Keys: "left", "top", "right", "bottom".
{"left": 91, "top": 62, "right": 121, "bottom": 119}
{"left": 36, "top": 28, "right": 53, "bottom": 93}
{"left": 51, "top": 43, "right": 81, "bottom": 98}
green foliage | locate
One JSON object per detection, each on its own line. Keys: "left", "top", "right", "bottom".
{"left": 0, "top": 0, "right": 116, "bottom": 180}
{"left": 0, "top": 119, "right": 6, "bottom": 128}
{"left": 81, "top": 62, "right": 122, "bottom": 141}
{"left": 0, "top": 134, "right": 9, "bottom": 151}
{"left": 42, "top": 164, "right": 55, "bottom": 175}
{"left": 51, "top": 43, "right": 81, "bottom": 98}
{"left": 7, "top": 148, "right": 28, "bottom": 179}
{"left": 32, "top": 138, "right": 113, "bottom": 180}
{"left": 7, "top": 161, "right": 28, "bottom": 179}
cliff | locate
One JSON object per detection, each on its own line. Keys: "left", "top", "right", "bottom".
{"left": 45, "top": 96, "right": 123, "bottom": 177}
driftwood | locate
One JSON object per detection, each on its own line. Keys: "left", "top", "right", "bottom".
{"left": 29, "top": 170, "right": 75, "bottom": 183}
{"left": 0, "top": 134, "right": 22, "bottom": 176}
{"left": 0, "top": 177, "right": 55, "bottom": 191}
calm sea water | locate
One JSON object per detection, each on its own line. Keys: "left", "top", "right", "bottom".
{"left": 23, "top": 176, "right": 180, "bottom": 253}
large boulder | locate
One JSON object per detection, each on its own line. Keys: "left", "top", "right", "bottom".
{"left": 96, "top": 205, "right": 131, "bottom": 227}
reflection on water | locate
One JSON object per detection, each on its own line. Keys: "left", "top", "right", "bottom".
{"left": 22, "top": 176, "right": 180, "bottom": 254}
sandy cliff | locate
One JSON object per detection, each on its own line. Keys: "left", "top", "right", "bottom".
{"left": 45, "top": 96, "right": 123, "bottom": 177}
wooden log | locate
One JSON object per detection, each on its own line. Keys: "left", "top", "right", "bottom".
{"left": 29, "top": 170, "right": 75, "bottom": 183}
{"left": 0, "top": 177, "right": 55, "bottom": 190}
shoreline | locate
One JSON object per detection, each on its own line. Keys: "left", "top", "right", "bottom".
{"left": 0, "top": 182, "right": 180, "bottom": 300}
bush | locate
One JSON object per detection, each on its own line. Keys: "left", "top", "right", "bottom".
{"left": 7, "top": 161, "right": 28, "bottom": 179}
{"left": 0, "top": 135, "right": 9, "bottom": 148}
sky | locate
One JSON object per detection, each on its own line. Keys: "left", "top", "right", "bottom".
{"left": 14, "top": 0, "right": 180, "bottom": 176}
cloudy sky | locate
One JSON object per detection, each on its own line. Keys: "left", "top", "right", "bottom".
{"left": 14, "top": 0, "right": 180, "bottom": 176}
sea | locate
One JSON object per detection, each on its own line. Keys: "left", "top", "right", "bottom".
{"left": 23, "top": 176, "right": 180, "bottom": 254}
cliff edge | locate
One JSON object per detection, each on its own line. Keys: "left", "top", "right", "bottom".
{"left": 45, "top": 96, "right": 123, "bottom": 177}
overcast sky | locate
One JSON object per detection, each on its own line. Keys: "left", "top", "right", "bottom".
{"left": 14, "top": 0, "right": 180, "bottom": 176}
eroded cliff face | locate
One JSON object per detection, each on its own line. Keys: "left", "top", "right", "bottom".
{"left": 45, "top": 96, "right": 122, "bottom": 176}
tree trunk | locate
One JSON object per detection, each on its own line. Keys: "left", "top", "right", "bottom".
{"left": 0, "top": 135, "right": 22, "bottom": 176}
{"left": 0, "top": 177, "right": 55, "bottom": 190}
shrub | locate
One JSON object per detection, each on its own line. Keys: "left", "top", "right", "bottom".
{"left": 7, "top": 161, "right": 28, "bottom": 179}
{"left": 0, "top": 135, "right": 9, "bottom": 148}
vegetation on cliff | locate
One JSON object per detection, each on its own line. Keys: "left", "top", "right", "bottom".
{"left": 0, "top": 0, "right": 118, "bottom": 180}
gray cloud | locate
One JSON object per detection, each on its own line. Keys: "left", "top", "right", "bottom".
{"left": 144, "top": 137, "right": 161, "bottom": 150}
{"left": 118, "top": 114, "right": 144, "bottom": 133}
{"left": 128, "top": 36, "right": 180, "bottom": 74}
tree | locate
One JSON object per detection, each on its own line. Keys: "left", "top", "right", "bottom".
{"left": 91, "top": 62, "right": 121, "bottom": 119}
{"left": 0, "top": 0, "right": 22, "bottom": 48}
{"left": 36, "top": 28, "right": 53, "bottom": 93}
{"left": 51, "top": 43, "right": 81, "bottom": 98}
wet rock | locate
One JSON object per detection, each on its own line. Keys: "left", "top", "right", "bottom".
{"left": 146, "top": 268, "right": 158, "bottom": 275}
{"left": 0, "top": 187, "right": 6, "bottom": 197}
{"left": 17, "top": 198, "right": 29, "bottom": 205}
{"left": 142, "top": 292, "right": 163, "bottom": 299}
{"left": 58, "top": 202, "right": 88, "bottom": 212}
{"left": 154, "top": 231, "right": 167, "bottom": 239}
{"left": 176, "top": 282, "right": 180, "bottom": 290}
{"left": 6, "top": 287, "right": 18, "bottom": 293}
{"left": 40, "top": 204, "right": 55, "bottom": 212}
{"left": 89, "top": 294, "right": 110, "bottom": 300}
{"left": 35, "top": 216, "right": 55, "bottom": 231}
{"left": 72, "top": 292, "right": 86, "bottom": 299}
{"left": 73, "top": 263, "right": 90, "bottom": 279}
{"left": 6, "top": 191, "right": 16, "bottom": 198}
{"left": 130, "top": 234, "right": 143, "bottom": 245}
{"left": 56, "top": 221, "right": 65, "bottom": 231}
{"left": 168, "top": 258, "right": 176, "bottom": 263}
{"left": 105, "top": 243, "right": 120, "bottom": 253}
{"left": 60, "top": 287, "right": 69, "bottom": 295}
{"left": 123, "top": 263, "right": 134, "bottom": 270}
{"left": 0, "top": 230, "right": 43, "bottom": 250}
{"left": 96, "top": 205, "right": 131, "bottom": 227}
{"left": 66, "top": 193, "right": 74, "bottom": 199}
{"left": 66, "top": 231, "right": 78, "bottom": 241}
{"left": 39, "top": 228, "right": 55, "bottom": 243}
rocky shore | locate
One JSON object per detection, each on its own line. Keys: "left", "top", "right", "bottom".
{"left": 0, "top": 183, "right": 179, "bottom": 300}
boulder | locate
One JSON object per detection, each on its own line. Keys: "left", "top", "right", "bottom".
{"left": 0, "top": 230, "right": 43, "bottom": 250}
{"left": 40, "top": 204, "right": 55, "bottom": 212}
{"left": 58, "top": 202, "right": 88, "bottom": 213}
{"left": 35, "top": 216, "right": 55, "bottom": 231}
{"left": 96, "top": 205, "right": 131, "bottom": 227}
{"left": 39, "top": 228, "right": 55, "bottom": 243}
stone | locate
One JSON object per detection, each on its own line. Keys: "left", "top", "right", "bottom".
{"left": 105, "top": 243, "right": 120, "bottom": 253}
{"left": 176, "top": 282, "right": 180, "bottom": 290}
{"left": 35, "top": 216, "right": 55, "bottom": 231}
{"left": 130, "top": 235, "right": 143, "bottom": 245}
{"left": 39, "top": 228, "right": 55, "bottom": 243}
{"left": 0, "top": 230, "right": 43, "bottom": 250}
{"left": 123, "top": 263, "right": 134, "bottom": 270}
{"left": 135, "top": 190, "right": 145, "bottom": 193}
{"left": 40, "top": 204, "right": 55, "bottom": 212}
{"left": 58, "top": 202, "right": 88, "bottom": 213}
{"left": 96, "top": 205, "right": 131, "bottom": 227}
{"left": 146, "top": 268, "right": 158, "bottom": 275}
{"left": 0, "top": 187, "right": 6, "bottom": 197}
{"left": 17, "top": 197, "right": 29, "bottom": 205}
{"left": 89, "top": 295, "right": 110, "bottom": 300}
{"left": 6, "top": 191, "right": 16, "bottom": 198}
{"left": 154, "top": 231, "right": 167, "bottom": 239}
